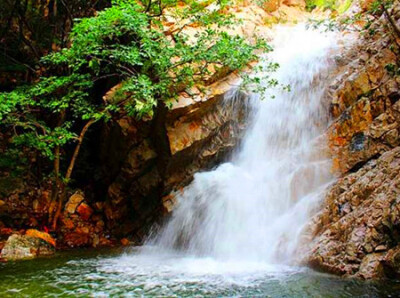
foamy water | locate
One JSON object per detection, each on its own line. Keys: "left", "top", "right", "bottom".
{"left": 95, "top": 23, "right": 344, "bottom": 293}
{"left": 147, "top": 24, "right": 340, "bottom": 266}
{"left": 82, "top": 25, "right": 349, "bottom": 293}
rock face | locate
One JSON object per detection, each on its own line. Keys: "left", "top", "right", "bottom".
{"left": 309, "top": 148, "right": 400, "bottom": 278}
{"left": 59, "top": 192, "right": 111, "bottom": 248}
{"left": 0, "top": 0, "right": 313, "bottom": 248}
{"left": 98, "top": 0, "right": 314, "bottom": 240}
{"left": 307, "top": 3, "right": 400, "bottom": 279}
{"left": 101, "top": 73, "right": 249, "bottom": 238}
{"left": 1, "top": 234, "right": 55, "bottom": 260}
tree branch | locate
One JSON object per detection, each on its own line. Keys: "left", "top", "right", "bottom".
{"left": 382, "top": 3, "right": 400, "bottom": 39}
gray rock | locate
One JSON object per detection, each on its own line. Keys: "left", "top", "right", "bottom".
{"left": 1, "top": 234, "right": 55, "bottom": 261}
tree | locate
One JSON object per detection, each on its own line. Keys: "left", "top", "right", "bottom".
{"left": 0, "top": 0, "right": 270, "bottom": 230}
{"left": 0, "top": 0, "right": 110, "bottom": 90}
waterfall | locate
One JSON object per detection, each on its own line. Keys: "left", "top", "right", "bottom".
{"left": 88, "top": 24, "right": 352, "bottom": 294}
{"left": 147, "top": 24, "right": 340, "bottom": 265}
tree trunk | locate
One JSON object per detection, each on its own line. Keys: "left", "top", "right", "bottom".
{"left": 48, "top": 145, "right": 61, "bottom": 225}
{"left": 51, "top": 119, "right": 95, "bottom": 230}
{"left": 382, "top": 3, "right": 400, "bottom": 39}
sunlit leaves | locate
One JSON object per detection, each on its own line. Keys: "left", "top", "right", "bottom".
{"left": 0, "top": 0, "right": 269, "bottom": 177}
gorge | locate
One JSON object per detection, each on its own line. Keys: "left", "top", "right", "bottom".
{"left": 2, "top": 0, "right": 400, "bottom": 296}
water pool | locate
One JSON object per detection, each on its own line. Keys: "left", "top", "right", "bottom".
{"left": 0, "top": 248, "right": 399, "bottom": 297}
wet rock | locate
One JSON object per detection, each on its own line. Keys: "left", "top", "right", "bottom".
{"left": 76, "top": 203, "right": 93, "bottom": 221}
{"left": 25, "top": 229, "right": 56, "bottom": 247}
{"left": 357, "top": 253, "right": 385, "bottom": 279}
{"left": 63, "top": 232, "right": 92, "bottom": 248}
{"left": 162, "top": 193, "right": 178, "bottom": 214}
{"left": 103, "top": 75, "right": 250, "bottom": 237}
{"left": 120, "top": 238, "right": 130, "bottom": 246}
{"left": 308, "top": 147, "right": 400, "bottom": 277}
{"left": 1, "top": 234, "right": 55, "bottom": 260}
{"left": 349, "top": 132, "right": 366, "bottom": 152}
{"left": 382, "top": 246, "right": 400, "bottom": 278}
{"left": 311, "top": 1, "right": 400, "bottom": 279}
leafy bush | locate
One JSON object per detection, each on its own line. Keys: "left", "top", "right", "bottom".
{"left": 0, "top": 0, "right": 270, "bottom": 228}
{"left": 305, "top": 0, "right": 352, "bottom": 12}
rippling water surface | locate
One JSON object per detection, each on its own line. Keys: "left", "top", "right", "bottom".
{"left": 0, "top": 248, "right": 399, "bottom": 297}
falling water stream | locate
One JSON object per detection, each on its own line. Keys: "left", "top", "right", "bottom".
{"left": 149, "top": 24, "right": 337, "bottom": 264}
{"left": 2, "top": 24, "right": 400, "bottom": 297}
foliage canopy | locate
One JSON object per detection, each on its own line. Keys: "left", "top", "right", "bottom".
{"left": 0, "top": 0, "right": 269, "bottom": 228}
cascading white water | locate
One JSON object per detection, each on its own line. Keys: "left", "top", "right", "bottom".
{"left": 148, "top": 24, "right": 340, "bottom": 264}
{"left": 83, "top": 25, "right": 353, "bottom": 295}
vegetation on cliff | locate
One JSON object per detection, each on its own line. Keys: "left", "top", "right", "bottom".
{"left": 0, "top": 0, "right": 268, "bottom": 230}
{"left": 305, "top": 0, "right": 353, "bottom": 12}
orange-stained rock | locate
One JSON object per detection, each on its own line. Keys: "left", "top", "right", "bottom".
{"left": 162, "top": 193, "right": 178, "bottom": 214}
{"left": 26, "top": 229, "right": 56, "bottom": 247}
{"left": 0, "top": 228, "right": 13, "bottom": 236}
{"left": 357, "top": 253, "right": 386, "bottom": 279}
{"left": 99, "top": 237, "right": 113, "bottom": 247}
{"left": 263, "top": 0, "right": 281, "bottom": 12}
{"left": 76, "top": 203, "right": 93, "bottom": 221}
{"left": 75, "top": 226, "right": 90, "bottom": 234}
{"left": 309, "top": 149, "right": 400, "bottom": 277}
{"left": 120, "top": 238, "right": 130, "bottom": 246}
{"left": 282, "top": 0, "right": 305, "bottom": 8}
{"left": 62, "top": 218, "right": 75, "bottom": 229}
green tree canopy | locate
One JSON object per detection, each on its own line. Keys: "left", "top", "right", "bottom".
{"left": 0, "top": 0, "right": 270, "bottom": 229}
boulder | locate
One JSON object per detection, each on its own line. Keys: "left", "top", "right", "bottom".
{"left": 120, "top": 238, "right": 130, "bottom": 246}
{"left": 76, "top": 202, "right": 93, "bottom": 221}
{"left": 65, "top": 192, "right": 84, "bottom": 214}
{"left": 25, "top": 229, "right": 56, "bottom": 247}
{"left": 1, "top": 234, "right": 55, "bottom": 260}
{"left": 308, "top": 147, "right": 400, "bottom": 277}
{"left": 357, "top": 253, "right": 385, "bottom": 279}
